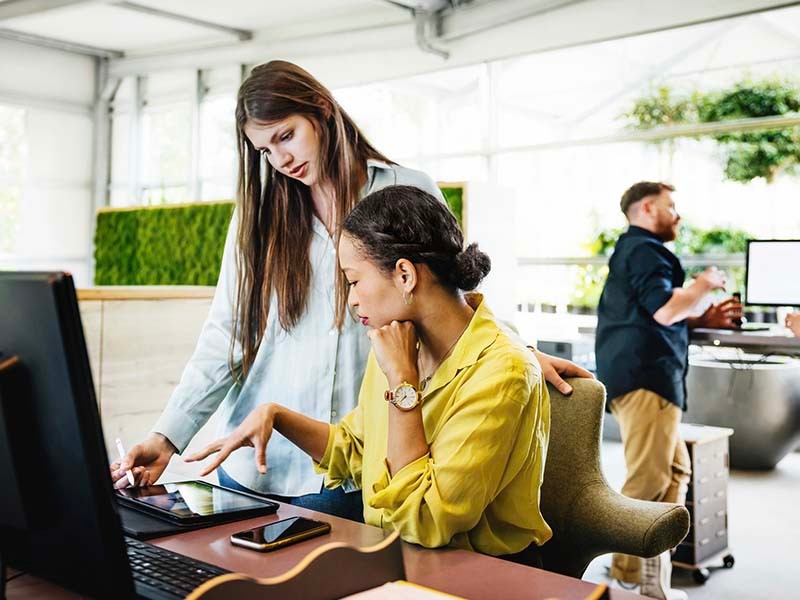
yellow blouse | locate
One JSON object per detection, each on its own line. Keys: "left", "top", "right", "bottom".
{"left": 315, "top": 294, "right": 552, "bottom": 556}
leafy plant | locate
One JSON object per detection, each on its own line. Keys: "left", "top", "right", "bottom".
{"left": 584, "top": 225, "right": 626, "bottom": 257}
{"left": 697, "top": 79, "right": 800, "bottom": 183}
{"left": 624, "top": 79, "right": 800, "bottom": 183}
{"left": 623, "top": 86, "right": 699, "bottom": 130}
{"left": 569, "top": 263, "right": 609, "bottom": 309}
{"left": 673, "top": 225, "right": 749, "bottom": 255}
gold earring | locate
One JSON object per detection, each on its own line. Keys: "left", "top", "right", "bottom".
{"left": 403, "top": 291, "right": 413, "bottom": 306}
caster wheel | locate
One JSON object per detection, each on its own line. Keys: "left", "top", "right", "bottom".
{"left": 692, "top": 568, "right": 711, "bottom": 584}
{"left": 723, "top": 554, "right": 735, "bottom": 569}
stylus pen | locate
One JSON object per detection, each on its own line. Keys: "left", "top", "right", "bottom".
{"left": 115, "top": 438, "right": 136, "bottom": 486}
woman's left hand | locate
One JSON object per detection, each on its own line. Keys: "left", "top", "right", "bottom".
{"left": 368, "top": 320, "right": 420, "bottom": 387}
{"left": 532, "top": 349, "right": 594, "bottom": 395}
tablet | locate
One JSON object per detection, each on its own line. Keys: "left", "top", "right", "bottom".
{"left": 116, "top": 480, "right": 278, "bottom": 525}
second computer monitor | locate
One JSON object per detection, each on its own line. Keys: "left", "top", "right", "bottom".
{"left": 745, "top": 240, "right": 800, "bottom": 306}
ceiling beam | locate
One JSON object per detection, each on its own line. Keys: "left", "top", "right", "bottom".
{"left": 111, "top": 2, "right": 253, "bottom": 41}
{"left": 0, "top": 0, "right": 96, "bottom": 21}
{"left": 0, "top": 27, "right": 122, "bottom": 58}
{"left": 108, "top": 0, "right": 800, "bottom": 83}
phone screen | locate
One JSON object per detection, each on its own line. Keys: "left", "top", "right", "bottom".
{"left": 234, "top": 517, "right": 328, "bottom": 544}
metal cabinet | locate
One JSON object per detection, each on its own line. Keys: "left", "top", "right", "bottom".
{"left": 672, "top": 424, "right": 735, "bottom": 584}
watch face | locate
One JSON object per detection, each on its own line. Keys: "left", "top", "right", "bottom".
{"left": 394, "top": 385, "right": 419, "bottom": 409}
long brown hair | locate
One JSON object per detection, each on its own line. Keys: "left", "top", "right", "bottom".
{"left": 233, "top": 60, "right": 391, "bottom": 378}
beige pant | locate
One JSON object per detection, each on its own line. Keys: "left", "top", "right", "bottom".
{"left": 609, "top": 389, "right": 691, "bottom": 584}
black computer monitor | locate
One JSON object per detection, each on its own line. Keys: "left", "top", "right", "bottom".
{"left": 745, "top": 240, "right": 800, "bottom": 306}
{"left": 0, "top": 272, "right": 137, "bottom": 598}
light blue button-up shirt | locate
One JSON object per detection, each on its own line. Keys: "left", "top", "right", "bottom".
{"left": 152, "top": 160, "right": 444, "bottom": 496}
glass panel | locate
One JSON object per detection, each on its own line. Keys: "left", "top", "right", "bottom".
{"left": 199, "top": 95, "right": 236, "bottom": 183}
{"left": 26, "top": 109, "right": 92, "bottom": 183}
{"left": 201, "top": 179, "right": 235, "bottom": 202}
{"left": 16, "top": 186, "right": 91, "bottom": 258}
{"left": 110, "top": 112, "right": 130, "bottom": 186}
{"left": 108, "top": 185, "right": 132, "bottom": 208}
{"left": 0, "top": 186, "right": 20, "bottom": 255}
{"left": 436, "top": 156, "right": 489, "bottom": 183}
{"left": 335, "top": 84, "right": 433, "bottom": 160}
{"left": 140, "top": 101, "right": 191, "bottom": 189}
{"left": 141, "top": 185, "right": 190, "bottom": 205}
{"left": 146, "top": 70, "right": 195, "bottom": 104}
{"left": 0, "top": 105, "right": 25, "bottom": 255}
{"left": 0, "top": 105, "right": 26, "bottom": 180}
{"left": 205, "top": 66, "right": 241, "bottom": 97}
{"left": 334, "top": 64, "right": 484, "bottom": 160}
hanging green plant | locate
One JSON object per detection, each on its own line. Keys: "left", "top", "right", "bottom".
{"left": 623, "top": 85, "right": 699, "bottom": 131}
{"left": 697, "top": 79, "right": 800, "bottom": 183}
{"left": 624, "top": 79, "right": 800, "bottom": 184}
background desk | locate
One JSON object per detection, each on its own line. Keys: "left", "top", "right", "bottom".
{"left": 690, "top": 327, "right": 800, "bottom": 356}
{"left": 8, "top": 501, "right": 644, "bottom": 600}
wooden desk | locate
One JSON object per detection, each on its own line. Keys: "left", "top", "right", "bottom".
{"left": 7, "top": 501, "right": 643, "bottom": 600}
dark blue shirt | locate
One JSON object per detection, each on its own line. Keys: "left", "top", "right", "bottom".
{"left": 596, "top": 226, "right": 689, "bottom": 410}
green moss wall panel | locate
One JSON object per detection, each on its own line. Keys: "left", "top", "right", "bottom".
{"left": 94, "top": 186, "right": 462, "bottom": 286}
{"left": 94, "top": 202, "right": 235, "bottom": 285}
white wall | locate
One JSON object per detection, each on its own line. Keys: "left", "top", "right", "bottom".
{"left": 0, "top": 38, "right": 95, "bottom": 286}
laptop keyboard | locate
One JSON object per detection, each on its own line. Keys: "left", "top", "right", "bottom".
{"left": 125, "top": 537, "right": 230, "bottom": 598}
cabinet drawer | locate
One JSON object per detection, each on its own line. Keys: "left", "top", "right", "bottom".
{"left": 690, "top": 438, "right": 729, "bottom": 482}
{"left": 690, "top": 496, "right": 727, "bottom": 525}
{"left": 687, "top": 478, "right": 727, "bottom": 505}
{"left": 696, "top": 528, "right": 728, "bottom": 563}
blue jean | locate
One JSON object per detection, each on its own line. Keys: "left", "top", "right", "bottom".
{"left": 217, "top": 468, "right": 364, "bottom": 523}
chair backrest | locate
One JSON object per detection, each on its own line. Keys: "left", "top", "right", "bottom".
{"left": 540, "top": 377, "right": 608, "bottom": 535}
{"left": 187, "top": 530, "right": 405, "bottom": 600}
{"left": 539, "top": 378, "right": 690, "bottom": 577}
{"left": 539, "top": 377, "right": 610, "bottom": 575}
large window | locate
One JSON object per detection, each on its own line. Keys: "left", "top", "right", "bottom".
{"left": 331, "top": 5, "right": 800, "bottom": 323}
{"left": 198, "top": 94, "right": 236, "bottom": 201}
{"left": 109, "top": 5, "right": 800, "bottom": 320}
{"left": 0, "top": 105, "right": 25, "bottom": 255}
{"left": 109, "top": 68, "right": 239, "bottom": 207}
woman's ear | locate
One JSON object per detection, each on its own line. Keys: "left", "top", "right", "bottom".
{"left": 394, "top": 259, "right": 418, "bottom": 294}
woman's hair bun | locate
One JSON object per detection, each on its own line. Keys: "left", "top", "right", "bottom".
{"left": 452, "top": 243, "right": 491, "bottom": 291}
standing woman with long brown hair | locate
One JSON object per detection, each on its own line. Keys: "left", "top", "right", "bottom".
{"left": 110, "top": 60, "right": 590, "bottom": 520}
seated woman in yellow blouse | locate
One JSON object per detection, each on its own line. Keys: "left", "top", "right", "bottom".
{"left": 187, "top": 184, "right": 552, "bottom": 559}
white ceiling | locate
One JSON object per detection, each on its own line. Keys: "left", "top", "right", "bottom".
{"left": 0, "top": 0, "right": 407, "bottom": 54}
{"left": 1, "top": 0, "right": 799, "bottom": 87}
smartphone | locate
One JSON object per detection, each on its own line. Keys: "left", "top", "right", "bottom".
{"left": 230, "top": 516, "right": 331, "bottom": 552}
{"left": 732, "top": 292, "right": 743, "bottom": 328}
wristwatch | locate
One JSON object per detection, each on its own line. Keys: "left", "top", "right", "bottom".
{"left": 384, "top": 381, "right": 422, "bottom": 411}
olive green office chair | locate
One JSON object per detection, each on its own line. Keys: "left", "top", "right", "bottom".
{"left": 539, "top": 378, "right": 690, "bottom": 578}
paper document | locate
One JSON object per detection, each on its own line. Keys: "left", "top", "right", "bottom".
{"left": 341, "top": 580, "right": 464, "bottom": 599}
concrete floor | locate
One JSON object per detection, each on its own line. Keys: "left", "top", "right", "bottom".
{"left": 583, "top": 440, "right": 800, "bottom": 599}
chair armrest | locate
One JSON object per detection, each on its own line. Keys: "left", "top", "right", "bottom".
{"left": 568, "top": 481, "right": 690, "bottom": 558}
